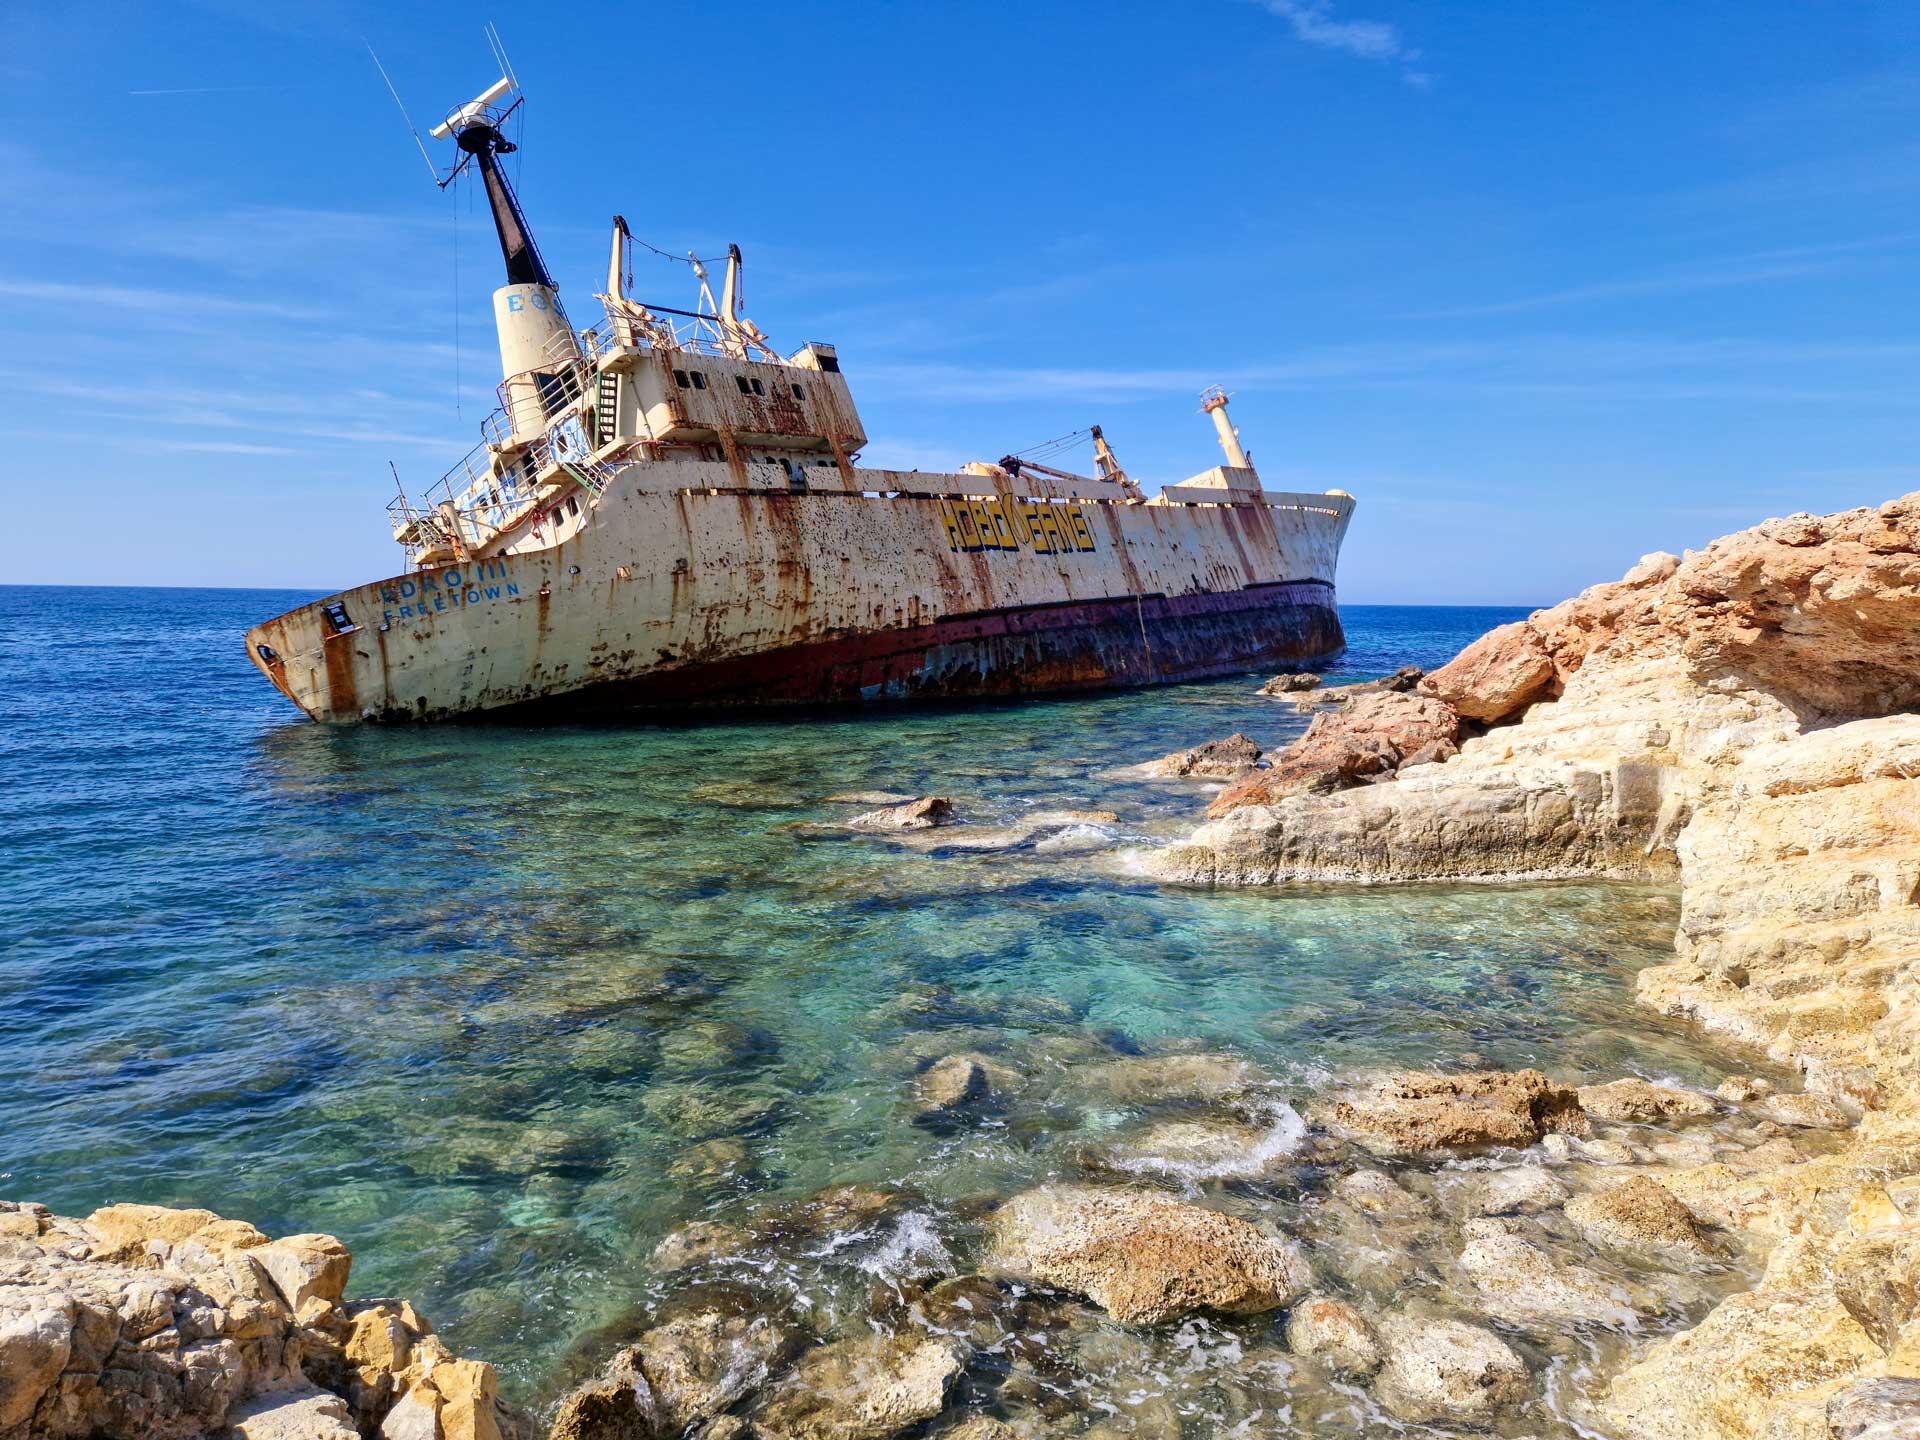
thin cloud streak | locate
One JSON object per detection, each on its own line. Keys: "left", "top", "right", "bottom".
{"left": 1252, "top": 0, "right": 1429, "bottom": 85}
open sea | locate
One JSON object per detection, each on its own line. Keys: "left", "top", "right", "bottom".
{"left": 0, "top": 587, "right": 1773, "bottom": 1430}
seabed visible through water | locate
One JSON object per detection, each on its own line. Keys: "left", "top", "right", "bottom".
{"left": 0, "top": 589, "right": 1806, "bottom": 1434}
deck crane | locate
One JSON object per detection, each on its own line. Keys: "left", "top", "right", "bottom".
{"left": 999, "top": 427, "right": 1144, "bottom": 501}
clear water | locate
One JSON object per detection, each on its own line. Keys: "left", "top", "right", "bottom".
{"left": 0, "top": 588, "right": 1771, "bottom": 1430}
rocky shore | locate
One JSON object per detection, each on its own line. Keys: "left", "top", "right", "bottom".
{"left": 0, "top": 1201, "right": 529, "bottom": 1440}
{"left": 1152, "top": 493, "right": 1920, "bottom": 1436}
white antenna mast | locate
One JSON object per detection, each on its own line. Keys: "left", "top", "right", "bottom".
{"left": 484, "top": 22, "right": 520, "bottom": 89}
{"left": 363, "top": 41, "right": 436, "bottom": 182}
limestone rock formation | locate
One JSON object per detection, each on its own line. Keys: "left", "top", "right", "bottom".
{"left": 1283, "top": 1295, "right": 1381, "bottom": 1376}
{"left": 1370, "top": 1313, "right": 1530, "bottom": 1424}
{"left": 0, "top": 1200, "right": 523, "bottom": 1440}
{"left": 1322, "top": 1068, "right": 1589, "bottom": 1155}
{"left": 1576, "top": 1078, "right": 1717, "bottom": 1124}
{"left": 983, "top": 1185, "right": 1312, "bottom": 1324}
{"left": 1136, "top": 733, "right": 1265, "bottom": 780}
{"left": 1257, "top": 672, "right": 1321, "bottom": 695}
{"left": 1152, "top": 492, "right": 1920, "bottom": 1438}
{"left": 754, "top": 1335, "right": 964, "bottom": 1440}
{"left": 848, "top": 797, "right": 953, "bottom": 830}
{"left": 1565, "top": 1177, "right": 1717, "bottom": 1260}
{"left": 1207, "top": 691, "right": 1461, "bottom": 814}
{"left": 551, "top": 1305, "right": 805, "bottom": 1440}
{"left": 1455, "top": 1219, "right": 1638, "bottom": 1330}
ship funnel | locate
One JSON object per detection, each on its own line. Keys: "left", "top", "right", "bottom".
{"left": 430, "top": 71, "right": 581, "bottom": 407}
{"left": 1200, "top": 386, "right": 1252, "bottom": 471}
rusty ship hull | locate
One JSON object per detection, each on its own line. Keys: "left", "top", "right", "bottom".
{"left": 245, "top": 76, "right": 1356, "bottom": 723}
{"left": 248, "top": 469, "right": 1352, "bottom": 723}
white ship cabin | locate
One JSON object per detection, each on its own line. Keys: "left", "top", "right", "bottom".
{"left": 389, "top": 246, "right": 871, "bottom": 571}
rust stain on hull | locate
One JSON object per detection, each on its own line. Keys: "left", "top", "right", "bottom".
{"left": 246, "top": 478, "right": 1354, "bottom": 724}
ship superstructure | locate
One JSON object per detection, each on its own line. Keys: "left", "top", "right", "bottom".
{"left": 247, "top": 74, "right": 1354, "bottom": 723}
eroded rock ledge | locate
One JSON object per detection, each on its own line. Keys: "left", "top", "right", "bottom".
{"left": 1153, "top": 493, "right": 1920, "bottom": 1439}
{"left": 0, "top": 1201, "right": 528, "bottom": 1440}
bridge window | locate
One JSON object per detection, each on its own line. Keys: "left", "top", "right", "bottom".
{"left": 750, "top": 377, "right": 765, "bottom": 396}
{"left": 673, "top": 369, "right": 691, "bottom": 389}
{"left": 566, "top": 495, "right": 580, "bottom": 517}
{"left": 735, "top": 376, "right": 752, "bottom": 394}
{"left": 791, "top": 383, "right": 805, "bottom": 399}
{"left": 689, "top": 371, "right": 708, "bottom": 390}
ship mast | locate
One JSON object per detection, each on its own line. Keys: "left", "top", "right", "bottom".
{"left": 429, "top": 74, "right": 582, "bottom": 425}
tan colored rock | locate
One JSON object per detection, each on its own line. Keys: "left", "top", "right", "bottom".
{"left": 1325, "top": 1068, "right": 1588, "bottom": 1155}
{"left": 1576, "top": 1078, "right": 1716, "bottom": 1124}
{"left": 756, "top": 1335, "right": 964, "bottom": 1440}
{"left": 1372, "top": 1312, "right": 1530, "bottom": 1424}
{"left": 849, "top": 797, "right": 953, "bottom": 830}
{"left": 1459, "top": 1165, "right": 1570, "bottom": 1216}
{"left": 984, "top": 1185, "right": 1311, "bottom": 1324}
{"left": 1139, "top": 732, "right": 1264, "bottom": 779}
{"left": 222, "top": 1384, "right": 361, "bottom": 1439}
{"left": 1565, "top": 1177, "right": 1716, "bottom": 1258}
{"left": 1284, "top": 1294, "right": 1381, "bottom": 1375}
{"left": 1332, "top": 1168, "right": 1432, "bottom": 1219}
{"left": 0, "top": 1201, "right": 507, "bottom": 1440}
{"left": 0, "top": 1303, "right": 72, "bottom": 1429}
{"left": 1258, "top": 672, "right": 1321, "bottom": 695}
{"left": 1210, "top": 691, "right": 1461, "bottom": 814}
{"left": 1716, "top": 1075, "right": 1774, "bottom": 1103}
{"left": 912, "top": 1054, "right": 988, "bottom": 1118}
{"left": 1421, "top": 619, "right": 1558, "bottom": 723}
{"left": 1456, "top": 1219, "right": 1637, "bottom": 1329}
{"left": 251, "top": 1235, "right": 352, "bottom": 1312}
{"left": 652, "top": 1220, "right": 755, "bottom": 1272}
{"left": 86, "top": 1202, "right": 271, "bottom": 1263}
{"left": 1755, "top": 1091, "right": 1854, "bottom": 1130}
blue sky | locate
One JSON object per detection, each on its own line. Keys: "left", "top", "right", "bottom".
{"left": 3, "top": 1, "right": 1918, "bottom": 603}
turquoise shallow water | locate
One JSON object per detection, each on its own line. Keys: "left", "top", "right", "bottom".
{"left": 0, "top": 588, "right": 1768, "bottom": 1425}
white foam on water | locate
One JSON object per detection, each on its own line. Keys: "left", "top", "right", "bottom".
{"left": 855, "top": 1209, "right": 953, "bottom": 1278}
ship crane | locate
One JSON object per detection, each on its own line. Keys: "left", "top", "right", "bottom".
{"left": 1000, "top": 427, "right": 1143, "bottom": 500}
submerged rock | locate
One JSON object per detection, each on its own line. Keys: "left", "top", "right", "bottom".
{"left": 1457, "top": 1165, "right": 1570, "bottom": 1216}
{"left": 1076, "top": 1052, "right": 1264, "bottom": 1104}
{"left": 553, "top": 1306, "right": 805, "bottom": 1439}
{"left": 652, "top": 1220, "right": 756, "bottom": 1272}
{"left": 1284, "top": 1294, "right": 1382, "bottom": 1376}
{"left": 1324, "top": 1068, "right": 1589, "bottom": 1155}
{"left": 1332, "top": 1168, "right": 1433, "bottom": 1219}
{"left": 1576, "top": 1078, "right": 1717, "bottom": 1124}
{"left": 1088, "top": 1106, "right": 1305, "bottom": 1183}
{"left": 1371, "top": 1312, "right": 1530, "bottom": 1424}
{"left": 755, "top": 1334, "right": 965, "bottom": 1440}
{"left": 984, "top": 1185, "right": 1312, "bottom": 1324}
{"left": 911, "top": 1054, "right": 991, "bottom": 1122}
{"left": 1456, "top": 1218, "right": 1638, "bottom": 1329}
{"left": 1565, "top": 1176, "right": 1718, "bottom": 1260}
{"left": 848, "top": 796, "right": 954, "bottom": 831}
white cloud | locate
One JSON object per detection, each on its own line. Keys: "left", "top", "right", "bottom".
{"left": 1257, "top": 0, "right": 1403, "bottom": 59}
{"left": 1254, "top": 0, "right": 1425, "bottom": 82}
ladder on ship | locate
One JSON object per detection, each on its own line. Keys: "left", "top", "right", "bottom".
{"left": 595, "top": 373, "right": 619, "bottom": 446}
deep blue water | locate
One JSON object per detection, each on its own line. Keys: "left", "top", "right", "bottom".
{"left": 0, "top": 588, "right": 1745, "bottom": 1417}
